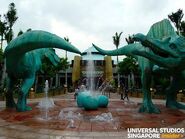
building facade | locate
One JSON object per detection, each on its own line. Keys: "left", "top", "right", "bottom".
{"left": 71, "top": 46, "right": 115, "bottom": 89}
{"left": 35, "top": 45, "right": 140, "bottom": 92}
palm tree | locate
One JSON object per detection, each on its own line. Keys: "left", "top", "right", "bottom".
{"left": 113, "top": 32, "right": 123, "bottom": 88}
{"left": 125, "top": 35, "right": 134, "bottom": 44}
{"left": 118, "top": 56, "right": 139, "bottom": 75}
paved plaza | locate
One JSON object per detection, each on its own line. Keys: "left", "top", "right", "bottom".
{"left": 0, "top": 93, "right": 184, "bottom": 139}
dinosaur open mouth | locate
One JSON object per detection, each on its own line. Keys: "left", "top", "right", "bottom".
{"left": 150, "top": 46, "right": 169, "bottom": 58}
{"left": 142, "top": 40, "right": 171, "bottom": 58}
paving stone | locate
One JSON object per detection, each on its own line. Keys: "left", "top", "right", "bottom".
{"left": 0, "top": 94, "right": 184, "bottom": 138}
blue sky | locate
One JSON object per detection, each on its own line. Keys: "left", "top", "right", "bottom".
{"left": 1, "top": 0, "right": 185, "bottom": 61}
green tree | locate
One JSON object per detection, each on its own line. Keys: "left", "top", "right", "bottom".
{"left": 0, "top": 16, "right": 6, "bottom": 49}
{"left": 0, "top": 3, "right": 18, "bottom": 90}
{"left": 113, "top": 32, "right": 123, "bottom": 87}
{"left": 118, "top": 56, "right": 139, "bottom": 75}
{"left": 0, "top": 48, "right": 3, "bottom": 70}
{"left": 113, "top": 32, "right": 123, "bottom": 50}
{"left": 168, "top": 9, "right": 184, "bottom": 34}
{"left": 41, "top": 57, "right": 69, "bottom": 78}
{"left": 56, "top": 57, "right": 69, "bottom": 71}
{"left": 41, "top": 58, "right": 56, "bottom": 77}
{"left": 125, "top": 35, "right": 134, "bottom": 44}
{"left": 41, "top": 57, "right": 56, "bottom": 88}
{"left": 4, "top": 2, "right": 18, "bottom": 43}
{"left": 0, "top": 48, "right": 4, "bottom": 89}
{"left": 41, "top": 56, "right": 69, "bottom": 87}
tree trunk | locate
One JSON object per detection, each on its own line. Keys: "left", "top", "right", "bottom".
{"left": 0, "top": 59, "right": 6, "bottom": 89}
{"left": 34, "top": 74, "right": 38, "bottom": 93}
{"left": 50, "top": 77, "right": 54, "bottom": 88}
{"left": 0, "top": 37, "right": 3, "bottom": 50}
{"left": 131, "top": 71, "right": 135, "bottom": 88}
{"left": 55, "top": 73, "right": 59, "bottom": 88}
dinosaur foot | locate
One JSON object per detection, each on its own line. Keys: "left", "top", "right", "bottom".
{"left": 166, "top": 101, "right": 185, "bottom": 110}
{"left": 16, "top": 105, "right": 32, "bottom": 112}
{"left": 139, "top": 101, "right": 161, "bottom": 114}
{"left": 26, "top": 106, "right": 32, "bottom": 111}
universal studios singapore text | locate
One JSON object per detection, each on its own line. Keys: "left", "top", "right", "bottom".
{"left": 127, "top": 128, "right": 184, "bottom": 138}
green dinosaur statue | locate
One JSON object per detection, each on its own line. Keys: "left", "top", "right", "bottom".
{"left": 93, "top": 19, "right": 185, "bottom": 113}
{"left": 4, "top": 30, "right": 81, "bottom": 112}
{"left": 132, "top": 33, "right": 185, "bottom": 110}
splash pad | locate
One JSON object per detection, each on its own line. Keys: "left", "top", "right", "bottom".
{"left": 0, "top": 99, "right": 184, "bottom": 132}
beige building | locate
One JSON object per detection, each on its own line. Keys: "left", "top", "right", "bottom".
{"left": 71, "top": 46, "right": 115, "bottom": 89}
{"left": 35, "top": 45, "right": 140, "bottom": 92}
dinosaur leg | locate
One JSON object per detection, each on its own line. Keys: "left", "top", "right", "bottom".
{"left": 139, "top": 68, "right": 161, "bottom": 113}
{"left": 16, "top": 76, "right": 35, "bottom": 112}
{"left": 166, "top": 76, "right": 185, "bottom": 109}
{"left": 5, "top": 76, "right": 16, "bottom": 108}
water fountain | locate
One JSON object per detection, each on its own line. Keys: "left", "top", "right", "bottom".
{"left": 37, "top": 80, "right": 55, "bottom": 120}
{"left": 58, "top": 110, "right": 82, "bottom": 128}
{"left": 76, "top": 51, "right": 109, "bottom": 110}
{"left": 36, "top": 50, "right": 117, "bottom": 129}
{"left": 86, "top": 51, "right": 95, "bottom": 92}
{"left": 90, "top": 112, "right": 118, "bottom": 129}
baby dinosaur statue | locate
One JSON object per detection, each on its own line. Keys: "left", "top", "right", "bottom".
{"left": 4, "top": 30, "right": 81, "bottom": 112}
{"left": 93, "top": 19, "right": 185, "bottom": 113}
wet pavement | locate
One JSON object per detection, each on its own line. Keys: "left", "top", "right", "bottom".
{"left": 0, "top": 92, "right": 184, "bottom": 139}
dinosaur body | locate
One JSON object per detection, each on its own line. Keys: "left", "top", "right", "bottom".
{"left": 6, "top": 49, "right": 59, "bottom": 79}
{"left": 93, "top": 19, "right": 185, "bottom": 113}
{"left": 5, "top": 30, "right": 81, "bottom": 112}
{"left": 133, "top": 33, "right": 185, "bottom": 110}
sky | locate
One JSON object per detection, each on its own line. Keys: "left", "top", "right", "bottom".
{"left": 1, "top": 0, "right": 185, "bottom": 61}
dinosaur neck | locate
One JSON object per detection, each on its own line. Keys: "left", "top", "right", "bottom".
{"left": 4, "top": 30, "right": 81, "bottom": 57}
{"left": 94, "top": 43, "right": 144, "bottom": 59}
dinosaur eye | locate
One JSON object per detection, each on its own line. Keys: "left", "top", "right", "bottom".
{"left": 169, "top": 44, "right": 177, "bottom": 49}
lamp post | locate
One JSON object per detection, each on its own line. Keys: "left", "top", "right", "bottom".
{"left": 117, "top": 54, "right": 120, "bottom": 88}
{"left": 65, "top": 50, "right": 68, "bottom": 89}
{"left": 64, "top": 36, "right": 70, "bottom": 93}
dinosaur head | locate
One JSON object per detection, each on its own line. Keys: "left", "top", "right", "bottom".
{"left": 133, "top": 33, "right": 179, "bottom": 58}
{"left": 93, "top": 34, "right": 185, "bottom": 69}
{"left": 132, "top": 33, "right": 185, "bottom": 69}
{"left": 44, "top": 48, "right": 60, "bottom": 66}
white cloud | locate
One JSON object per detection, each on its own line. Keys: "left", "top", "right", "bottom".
{"left": 50, "top": 17, "right": 102, "bottom": 60}
{"left": 1, "top": 0, "right": 185, "bottom": 62}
